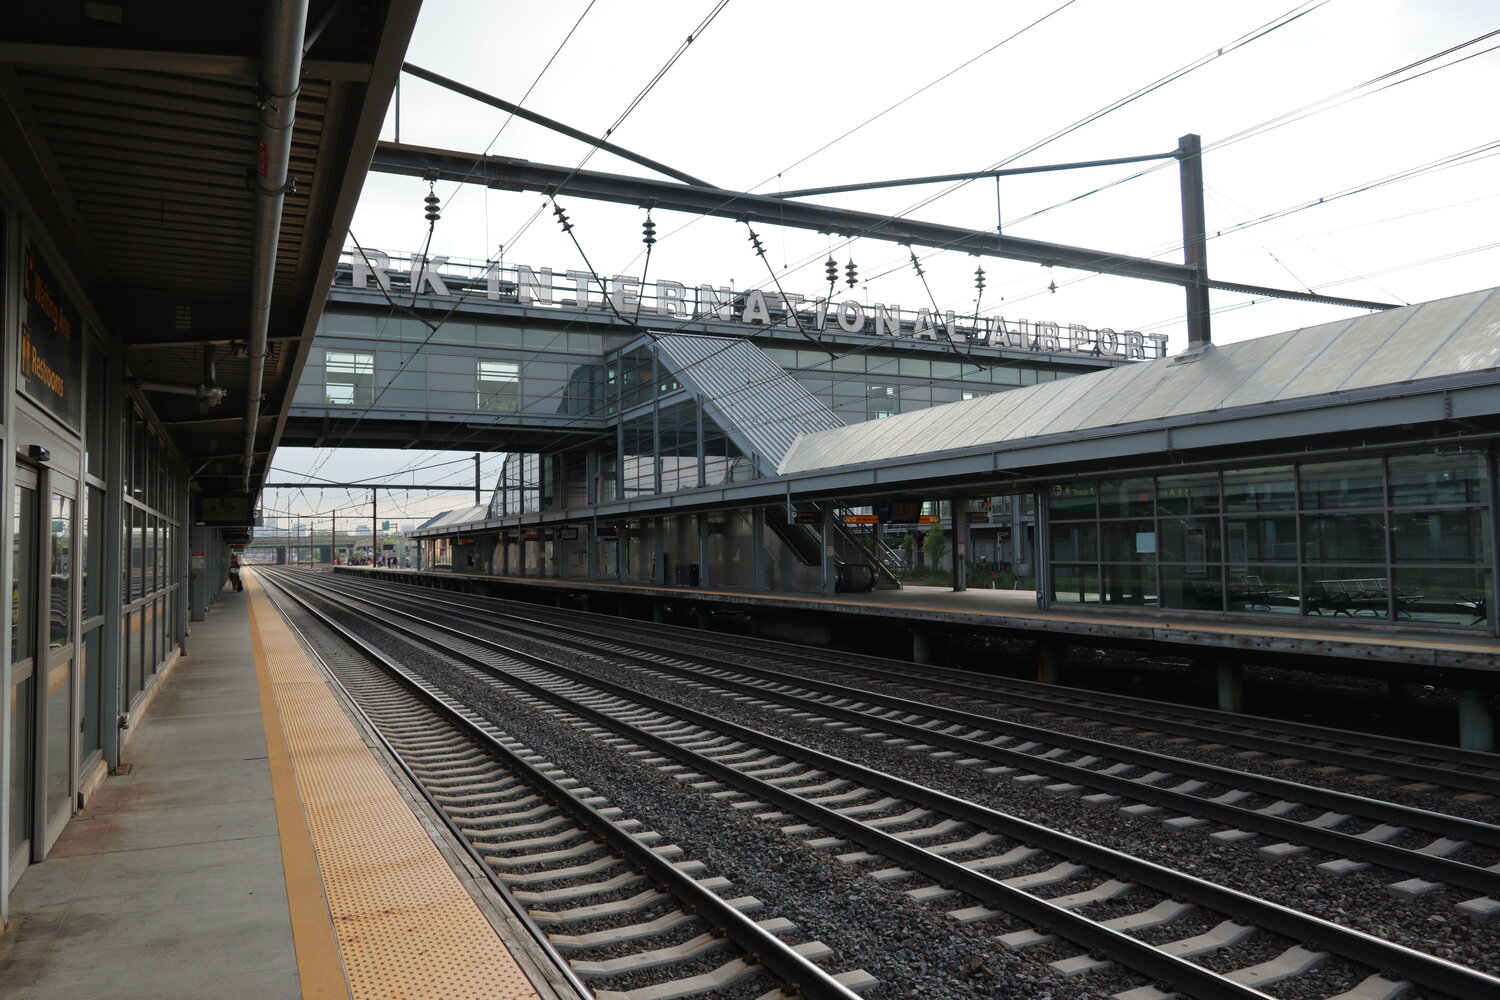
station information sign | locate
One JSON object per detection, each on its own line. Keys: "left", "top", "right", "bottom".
{"left": 19, "top": 244, "right": 82, "bottom": 429}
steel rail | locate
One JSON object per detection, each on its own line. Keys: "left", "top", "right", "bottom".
{"left": 257, "top": 575, "right": 594, "bottom": 1000}
{"left": 404, "top": 597, "right": 1500, "bottom": 869}
{"left": 335, "top": 575, "right": 1500, "bottom": 791}
{"left": 305, "top": 578, "right": 1500, "bottom": 895}
{"left": 464, "top": 582, "right": 1500, "bottom": 787}
{"left": 294, "top": 574, "right": 1500, "bottom": 1000}
{"left": 262, "top": 570, "right": 866, "bottom": 1000}
{"left": 602, "top": 650, "right": 1500, "bottom": 893}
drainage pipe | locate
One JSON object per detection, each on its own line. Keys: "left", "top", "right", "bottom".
{"left": 244, "top": 0, "right": 310, "bottom": 492}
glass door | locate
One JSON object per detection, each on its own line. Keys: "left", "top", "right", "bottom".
{"left": 43, "top": 481, "right": 77, "bottom": 853}
{"left": 8, "top": 471, "right": 37, "bottom": 883}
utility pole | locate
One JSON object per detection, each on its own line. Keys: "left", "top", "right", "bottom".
{"left": 331, "top": 508, "right": 336, "bottom": 565}
{"left": 474, "top": 452, "right": 481, "bottom": 505}
{"left": 371, "top": 489, "right": 378, "bottom": 563}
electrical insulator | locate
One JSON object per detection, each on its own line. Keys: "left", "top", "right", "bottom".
{"left": 825, "top": 256, "right": 838, "bottom": 284}
{"left": 974, "top": 266, "right": 986, "bottom": 292}
{"left": 748, "top": 229, "right": 766, "bottom": 257}
{"left": 845, "top": 260, "right": 858, "bottom": 287}
{"left": 1048, "top": 279, "right": 1058, "bottom": 294}
{"left": 642, "top": 213, "right": 657, "bottom": 247}
{"left": 552, "top": 203, "right": 572, "bottom": 232}
{"left": 423, "top": 186, "right": 440, "bottom": 223}
{"left": 908, "top": 251, "right": 924, "bottom": 278}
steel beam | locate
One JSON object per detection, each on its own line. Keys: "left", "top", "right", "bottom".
{"left": 371, "top": 142, "right": 1196, "bottom": 286}
{"left": 371, "top": 142, "right": 1399, "bottom": 312}
{"left": 770, "top": 150, "right": 1180, "bottom": 200}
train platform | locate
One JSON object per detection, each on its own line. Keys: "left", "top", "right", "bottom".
{"left": 344, "top": 566, "right": 1500, "bottom": 673}
{"left": 0, "top": 572, "right": 575, "bottom": 1000}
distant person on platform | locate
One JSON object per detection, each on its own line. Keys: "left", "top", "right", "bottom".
{"left": 228, "top": 555, "right": 243, "bottom": 592}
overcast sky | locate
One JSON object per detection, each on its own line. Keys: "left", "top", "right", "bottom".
{"left": 266, "top": 0, "right": 1500, "bottom": 528}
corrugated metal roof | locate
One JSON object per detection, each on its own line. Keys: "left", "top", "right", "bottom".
{"left": 424, "top": 505, "right": 489, "bottom": 529}
{"left": 1, "top": 2, "right": 419, "bottom": 499}
{"left": 779, "top": 287, "right": 1500, "bottom": 475}
{"left": 650, "top": 333, "right": 845, "bottom": 474}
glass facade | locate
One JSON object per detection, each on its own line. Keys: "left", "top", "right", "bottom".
{"left": 1046, "top": 451, "right": 1493, "bottom": 628}
{"left": 121, "top": 402, "right": 182, "bottom": 704}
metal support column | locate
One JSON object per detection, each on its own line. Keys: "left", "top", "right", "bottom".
{"left": 820, "top": 505, "right": 837, "bottom": 597}
{"left": 175, "top": 477, "right": 190, "bottom": 650}
{"left": 952, "top": 496, "right": 968, "bottom": 592}
{"left": 653, "top": 516, "right": 665, "bottom": 585}
{"left": 752, "top": 508, "right": 766, "bottom": 592}
{"left": 1034, "top": 490, "right": 1050, "bottom": 608}
{"left": 101, "top": 354, "right": 127, "bottom": 767}
{"left": 1179, "top": 133, "right": 1211, "bottom": 351}
{"left": 697, "top": 513, "right": 710, "bottom": 588}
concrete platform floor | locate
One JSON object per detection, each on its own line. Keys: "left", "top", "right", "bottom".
{"left": 0, "top": 576, "right": 561, "bottom": 1000}
{"left": 0, "top": 588, "right": 299, "bottom": 1000}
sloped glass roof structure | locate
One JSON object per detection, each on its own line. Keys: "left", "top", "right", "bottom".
{"left": 651, "top": 334, "right": 846, "bottom": 476}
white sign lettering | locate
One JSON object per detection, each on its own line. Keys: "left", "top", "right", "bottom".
{"left": 339, "top": 250, "right": 1169, "bottom": 359}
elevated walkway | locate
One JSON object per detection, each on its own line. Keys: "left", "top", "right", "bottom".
{"left": 0, "top": 573, "right": 572, "bottom": 1000}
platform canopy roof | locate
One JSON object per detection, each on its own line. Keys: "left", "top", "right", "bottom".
{"left": 778, "top": 287, "right": 1500, "bottom": 483}
{"left": 1, "top": 1, "right": 421, "bottom": 500}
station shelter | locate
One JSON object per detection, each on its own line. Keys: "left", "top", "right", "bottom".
{"left": 413, "top": 287, "right": 1500, "bottom": 637}
{"left": 0, "top": 1, "right": 417, "bottom": 916}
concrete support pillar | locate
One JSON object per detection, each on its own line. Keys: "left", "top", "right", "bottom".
{"left": 1192, "top": 658, "right": 1243, "bottom": 712}
{"left": 911, "top": 628, "right": 930, "bottom": 665}
{"left": 1036, "top": 642, "right": 1063, "bottom": 685}
{"left": 651, "top": 599, "right": 664, "bottom": 624}
{"left": 1458, "top": 689, "right": 1495, "bottom": 752}
{"left": 697, "top": 609, "right": 711, "bottom": 631}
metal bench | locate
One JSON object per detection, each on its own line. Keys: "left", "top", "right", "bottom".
{"left": 1310, "top": 578, "right": 1421, "bottom": 617}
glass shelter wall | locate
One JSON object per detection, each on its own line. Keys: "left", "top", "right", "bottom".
{"left": 1047, "top": 451, "right": 1493, "bottom": 628}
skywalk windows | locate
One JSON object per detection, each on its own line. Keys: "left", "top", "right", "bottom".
{"left": 325, "top": 350, "right": 374, "bottom": 405}
{"left": 867, "top": 384, "right": 898, "bottom": 420}
{"left": 478, "top": 359, "right": 520, "bottom": 412}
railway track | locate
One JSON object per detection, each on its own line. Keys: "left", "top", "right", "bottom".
{"left": 406, "top": 580, "right": 1499, "bottom": 794}
{"left": 260, "top": 572, "right": 876, "bottom": 1000}
{"left": 264, "top": 569, "right": 1500, "bottom": 1000}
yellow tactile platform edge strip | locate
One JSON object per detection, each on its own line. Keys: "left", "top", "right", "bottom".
{"left": 247, "top": 572, "right": 543, "bottom": 1000}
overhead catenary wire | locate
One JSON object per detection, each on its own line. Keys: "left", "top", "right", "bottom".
{"left": 300, "top": 1, "right": 738, "bottom": 485}
{"left": 292, "top": 1, "right": 1488, "bottom": 515}
{"left": 328, "top": 113, "right": 1496, "bottom": 493}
